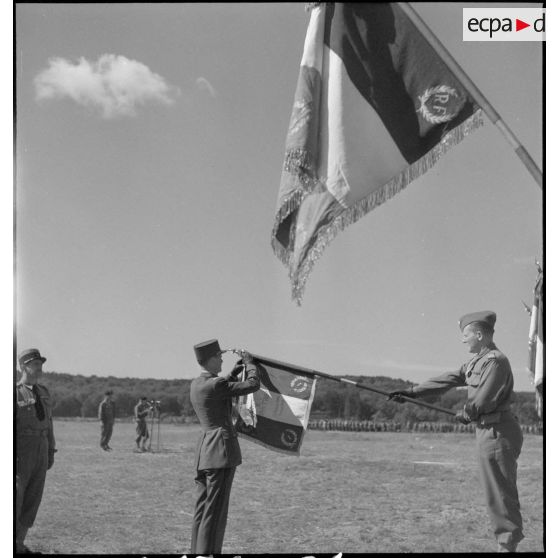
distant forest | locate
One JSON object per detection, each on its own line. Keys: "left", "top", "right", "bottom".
{"left": 16, "top": 370, "right": 541, "bottom": 425}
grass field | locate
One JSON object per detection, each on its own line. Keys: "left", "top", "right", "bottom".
{"left": 23, "top": 419, "right": 543, "bottom": 554}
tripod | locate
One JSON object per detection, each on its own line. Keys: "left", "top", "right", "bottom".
{"left": 147, "top": 406, "right": 161, "bottom": 452}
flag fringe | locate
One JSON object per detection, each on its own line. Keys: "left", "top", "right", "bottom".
{"left": 274, "top": 109, "right": 483, "bottom": 304}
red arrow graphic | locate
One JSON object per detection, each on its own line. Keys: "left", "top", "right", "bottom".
{"left": 516, "top": 19, "right": 530, "bottom": 31}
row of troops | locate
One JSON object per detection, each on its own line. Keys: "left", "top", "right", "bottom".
{"left": 16, "top": 310, "right": 529, "bottom": 554}
{"left": 308, "top": 419, "right": 541, "bottom": 434}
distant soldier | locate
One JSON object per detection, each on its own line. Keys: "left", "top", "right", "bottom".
{"left": 390, "top": 311, "right": 524, "bottom": 552}
{"left": 98, "top": 390, "right": 116, "bottom": 451}
{"left": 134, "top": 397, "right": 151, "bottom": 451}
{"left": 15, "top": 348, "right": 56, "bottom": 554}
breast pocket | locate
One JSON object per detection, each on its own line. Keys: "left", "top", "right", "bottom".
{"left": 467, "top": 370, "right": 482, "bottom": 388}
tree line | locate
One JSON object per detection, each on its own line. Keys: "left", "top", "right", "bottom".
{"left": 16, "top": 370, "right": 541, "bottom": 425}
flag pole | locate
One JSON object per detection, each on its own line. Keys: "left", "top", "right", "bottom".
{"left": 398, "top": 2, "right": 543, "bottom": 190}
{"left": 253, "top": 354, "right": 456, "bottom": 417}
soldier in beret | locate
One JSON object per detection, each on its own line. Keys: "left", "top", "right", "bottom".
{"left": 15, "top": 348, "right": 56, "bottom": 554}
{"left": 189, "top": 339, "right": 260, "bottom": 556}
{"left": 389, "top": 311, "right": 524, "bottom": 552}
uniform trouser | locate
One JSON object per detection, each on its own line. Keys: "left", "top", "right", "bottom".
{"left": 135, "top": 421, "right": 149, "bottom": 445}
{"left": 16, "top": 436, "right": 49, "bottom": 530}
{"left": 100, "top": 422, "right": 114, "bottom": 447}
{"left": 475, "top": 417, "right": 524, "bottom": 546}
{"left": 190, "top": 467, "right": 236, "bottom": 555}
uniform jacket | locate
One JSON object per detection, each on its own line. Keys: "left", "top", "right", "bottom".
{"left": 98, "top": 399, "right": 116, "bottom": 423}
{"left": 15, "top": 382, "right": 56, "bottom": 452}
{"left": 190, "top": 365, "right": 260, "bottom": 470}
{"left": 411, "top": 343, "right": 515, "bottom": 421}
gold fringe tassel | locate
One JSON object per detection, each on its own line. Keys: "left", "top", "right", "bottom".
{"left": 273, "top": 109, "right": 484, "bottom": 304}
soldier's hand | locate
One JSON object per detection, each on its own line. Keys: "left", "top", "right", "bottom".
{"left": 387, "top": 389, "right": 415, "bottom": 403}
{"left": 455, "top": 410, "right": 471, "bottom": 425}
{"left": 230, "top": 361, "right": 245, "bottom": 377}
{"left": 47, "top": 450, "right": 55, "bottom": 470}
{"left": 239, "top": 350, "right": 254, "bottom": 365}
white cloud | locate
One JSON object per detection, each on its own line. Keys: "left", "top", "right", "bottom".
{"left": 34, "top": 54, "right": 179, "bottom": 118}
{"left": 195, "top": 77, "right": 217, "bottom": 98}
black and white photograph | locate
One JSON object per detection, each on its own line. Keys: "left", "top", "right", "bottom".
{"left": 13, "top": 2, "right": 545, "bottom": 555}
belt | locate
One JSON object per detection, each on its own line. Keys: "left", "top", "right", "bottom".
{"left": 17, "top": 429, "right": 50, "bottom": 438}
{"left": 477, "top": 409, "right": 513, "bottom": 427}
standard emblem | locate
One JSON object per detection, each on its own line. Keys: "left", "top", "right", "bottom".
{"left": 280, "top": 428, "right": 298, "bottom": 448}
{"left": 417, "top": 85, "right": 461, "bottom": 124}
{"left": 290, "top": 375, "right": 310, "bottom": 393}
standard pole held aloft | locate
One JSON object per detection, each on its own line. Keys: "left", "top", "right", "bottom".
{"left": 253, "top": 354, "right": 456, "bottom": 417}
{"left": 398, "top": 2, "right": 542, "bottom": 190}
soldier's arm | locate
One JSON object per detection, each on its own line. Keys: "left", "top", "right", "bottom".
{"left": 43, "top": 386, "right": 56, "bottom": 468}
{"left": 411, "top": 367, "right": 466, "bottom": 397}
{"left": 216, "top": 364, "right": 260, "bottom": 398}
{"left": 223, "top": 361, "right": 245, "bottom": 382}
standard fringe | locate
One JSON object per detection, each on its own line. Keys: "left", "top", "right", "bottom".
{"left": 273, "top": 109, "right": 484, "bottom": 304}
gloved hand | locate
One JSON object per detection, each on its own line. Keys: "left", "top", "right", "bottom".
{"left": 47, "top": 449, "right": 56, "bottom": 470}
{"left": 230, "top": 361, "right": 245, "bottom": 377}
{"left": 455, "top": 410, "right": 471, "bottom": 425}
{"left": 387, "top": 389, "right": 415, "bottom": 403}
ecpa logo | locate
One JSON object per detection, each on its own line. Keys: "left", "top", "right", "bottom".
{"left": 463, "top": 8, "right": 545, "bottom": 41}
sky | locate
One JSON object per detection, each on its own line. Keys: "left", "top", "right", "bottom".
{"left": 13, "top": 2, "right": 544, "bottom": 393}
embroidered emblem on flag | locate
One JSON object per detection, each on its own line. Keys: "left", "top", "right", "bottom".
{"left": 272, "top": 3, "right": 483, "bottom": 304}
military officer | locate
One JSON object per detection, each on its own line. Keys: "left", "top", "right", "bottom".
{"left": 98, "top": 390, "right": 116, "bottom": 451}
{"left": 389, "top": 311, "right": 524, "bottom": 552}
{"left": 189, "top": 339, "right": 260, "bottom": 556}
{"left": 15, "top": 348, "right": 56, "bottom": 554}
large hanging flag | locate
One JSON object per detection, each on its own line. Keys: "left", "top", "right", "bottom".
{"left": 234, "top": 355, "right": 317, "bottom": 456}
{"left": 527, "top": 266, "right": 544, "bottom": 419}
{"left": 272, "top": 3, "right": 483, "bottom": 303}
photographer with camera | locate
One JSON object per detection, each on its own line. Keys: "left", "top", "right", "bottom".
{"left": 133, "top": 396, "right": 151, "bottom": 452}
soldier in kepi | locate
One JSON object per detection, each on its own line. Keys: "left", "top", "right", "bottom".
{"left": 15, "top": 348, "right": 57, "bottom": 554}
{"left": 389, "top": 311, "right": 524, "bottom": 553}
{"left": 189, "top": 339, "right": 260, "bottom": 556}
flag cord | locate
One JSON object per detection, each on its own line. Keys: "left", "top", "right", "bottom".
{"left": 398, "top": 2, "right": 542, "bottom": 189}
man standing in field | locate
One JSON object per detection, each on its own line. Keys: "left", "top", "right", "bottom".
{"left": 134, "top": 396, "right": 151, "bottom": 451}
{"left": 189, "top": 339, "right": 260, "bottom": 556}
{"left": 98, "top": 390, "right": 116, "bottom": 451}
{"left": 389, "top": 311, "right": 524, "bottom": 553}
{"left": 15, "top": 348, "right": 57, "bottom": 554}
